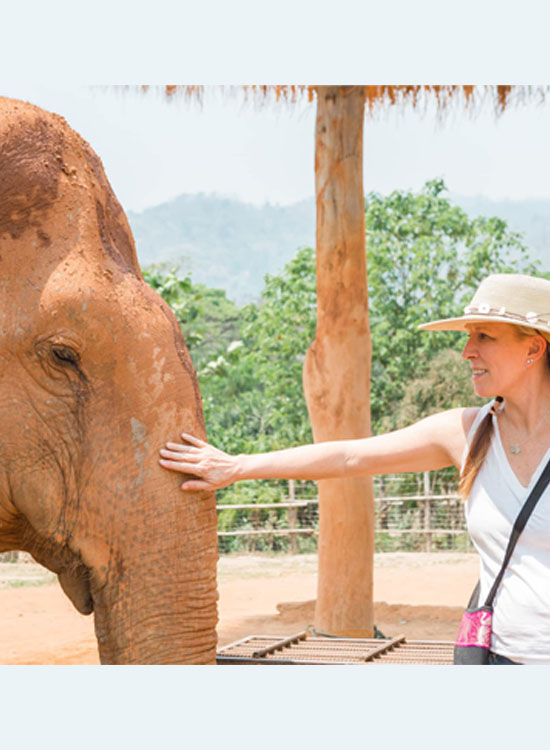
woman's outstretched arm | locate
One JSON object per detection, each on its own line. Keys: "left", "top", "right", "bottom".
{"left": 159, "top": 407, "right": 479, "bottom": 491}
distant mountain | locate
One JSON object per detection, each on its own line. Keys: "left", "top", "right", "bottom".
{"left": 449, "top": 193, "right": 550, "bottom": 271}
{"left": 128, "top": 194, "right": 315, "bottom": 304}
{"left": 127, "top": 192, "right": 550, "bottom": 306}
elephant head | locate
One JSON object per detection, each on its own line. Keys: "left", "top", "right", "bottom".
{"left": 0, "top": 97, "right": 218, "bottom": 663}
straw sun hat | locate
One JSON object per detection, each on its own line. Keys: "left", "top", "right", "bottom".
{"left": 418, "top": 273, "right": 550, "bottom": 336}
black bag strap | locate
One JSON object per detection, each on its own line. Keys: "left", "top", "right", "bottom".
{"left": 484, "top": 456, "right": 550, "bottom": 608}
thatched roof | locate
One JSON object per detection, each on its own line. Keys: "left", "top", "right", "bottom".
{"left": 131, "top": 85, "right": 549, "bottom": 115}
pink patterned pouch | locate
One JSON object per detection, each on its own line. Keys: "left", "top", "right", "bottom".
{"left": 454, "top": 606, "right": 492, "bottom": 664}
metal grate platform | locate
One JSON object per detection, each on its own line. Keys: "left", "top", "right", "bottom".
{"left": 217, "top": 631, "right": 454, "bottom": 665}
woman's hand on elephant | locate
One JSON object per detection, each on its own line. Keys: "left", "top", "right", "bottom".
{"left": 159, "top": 433, "right": 239, "bottom": 491}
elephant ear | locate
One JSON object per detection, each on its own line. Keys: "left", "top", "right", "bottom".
{"left": 58, "top": 564, "right": 93, "bottom": 615}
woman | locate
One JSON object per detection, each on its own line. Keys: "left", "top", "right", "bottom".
{"left": 159, "top": 273, "right": 550, "bottom": 665}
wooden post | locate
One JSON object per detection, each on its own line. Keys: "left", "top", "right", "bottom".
{"left": 288, "top": 479, "right": 298, "bottom": 554}
{"left": 304, "top": 86, "right": 374, "bottom": 637}
{"left": 423, "top": 471, "right": 431, "bottom": 553}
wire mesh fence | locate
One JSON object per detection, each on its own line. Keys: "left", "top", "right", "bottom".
{"left": 216, "top": 471, "right": 473, "bottom": 554}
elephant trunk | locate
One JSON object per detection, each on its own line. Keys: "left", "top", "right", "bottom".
{"left": 88, "top": 481, "right": 218, "bottom": 665}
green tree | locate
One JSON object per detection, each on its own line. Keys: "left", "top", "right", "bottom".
{"left": 199, "top": 246, "right": 317, "bottom": 457}
{"left": 387, "top": 349, "right": 484, "bottom": 430}
{"left": 191, "top": 246, "right": 318, "bottom": 539}
{"left": 143, "top": 264, "right": 242, "bottom": 370}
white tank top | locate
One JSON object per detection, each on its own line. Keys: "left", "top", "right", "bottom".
{"left": 464, "top": 402, "right": 550, "bottom": 664}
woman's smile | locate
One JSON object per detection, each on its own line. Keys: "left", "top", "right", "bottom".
{"left": 471, "top": 368, "right": 488, "bottom": 380}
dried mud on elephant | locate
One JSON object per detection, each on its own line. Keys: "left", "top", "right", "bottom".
{"left": 0, "top": 97, "right": 218, "bottom": 664}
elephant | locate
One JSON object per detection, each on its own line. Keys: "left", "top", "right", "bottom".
{"left": 0, "top": 97, "right": 218, "bottom": 664}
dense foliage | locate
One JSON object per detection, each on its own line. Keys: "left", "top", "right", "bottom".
{"left": 143, "top": 264, "right": 243, "bottom": 370}
{"left": 198, "top": 246, "right": 317, "bottom": 455}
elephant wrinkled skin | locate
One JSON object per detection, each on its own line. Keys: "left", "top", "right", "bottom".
{"left": 0, "top": 98, "right": 218, "bottom": 664}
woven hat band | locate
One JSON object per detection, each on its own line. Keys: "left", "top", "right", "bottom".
{"left": 462, "top": 303, "right": 550, "bottom": 329}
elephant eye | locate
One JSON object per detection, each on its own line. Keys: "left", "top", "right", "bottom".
{"left": 52, "top": 346, "right": 80, "bottom": 366}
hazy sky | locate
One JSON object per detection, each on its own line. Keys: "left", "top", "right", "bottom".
{"left": 3, "top": 84, "right": 550, "bottom": 214}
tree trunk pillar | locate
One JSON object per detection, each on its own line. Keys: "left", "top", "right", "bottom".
{"left": 304, "top": 85, "right": 374, "bottom": 636}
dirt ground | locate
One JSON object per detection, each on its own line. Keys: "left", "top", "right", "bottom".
{"left": 0, "top": 552, "right": 479, "bottom": 664}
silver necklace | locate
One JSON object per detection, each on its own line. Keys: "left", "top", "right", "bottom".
{"left": 506, "top": 414, "right": 548, "bottom": 455}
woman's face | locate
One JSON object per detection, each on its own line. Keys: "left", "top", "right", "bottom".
{"left": 461, "top": 322, "right": 540, "bottom": 398}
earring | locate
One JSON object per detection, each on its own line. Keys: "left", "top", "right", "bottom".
{"left": 527, "top": 358, "right": 534, "bottom": 365}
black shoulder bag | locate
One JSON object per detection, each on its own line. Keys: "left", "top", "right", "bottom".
{"left": 454, "top": 456, "right": 550, "bottom": 665}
